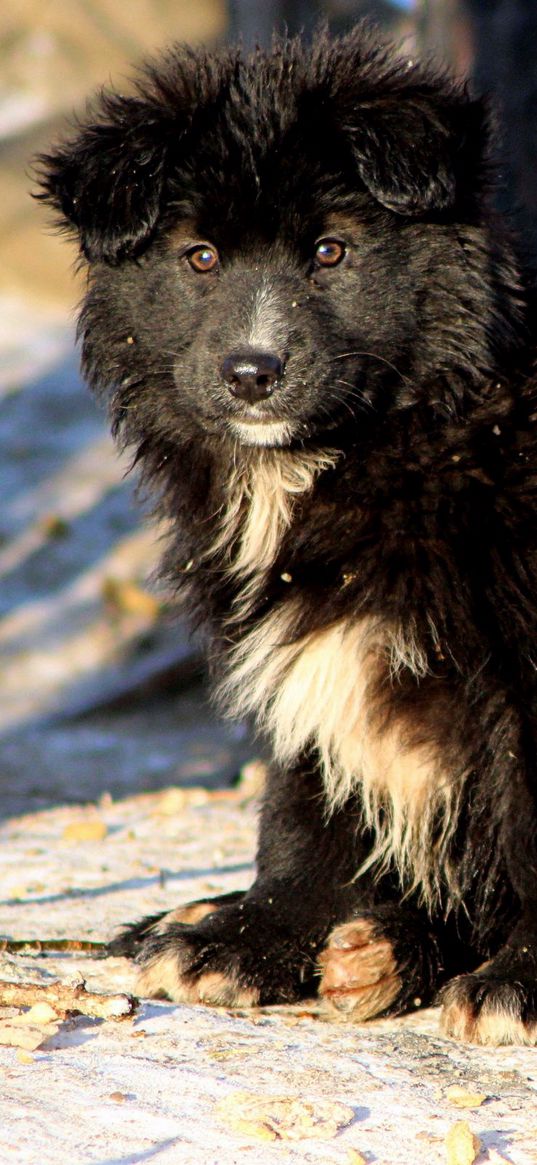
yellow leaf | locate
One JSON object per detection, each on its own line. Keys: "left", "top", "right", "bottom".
{"left": 347, "top": 1150, "right": 367, "bottom": 1164}
{"left": 16, "top": 1050, "right": 34, "bottom": 1064}
{"left": 215, "top": 1091, "right": 355, "bottom": 1142}
{"left": 102, "top": 578, "right": 160, "bottom": 619}
{"left": 445, "top": 1120, "right": 481, "bottom": 1165}
{"left": 446, "top": 1086, "right": 487, "bottom": 1109}
{"left": 23, "top": 1003, "right": 58, "bottom": 1025}
{"left": 62, "top": 818, "right": 108, "bottom": 842}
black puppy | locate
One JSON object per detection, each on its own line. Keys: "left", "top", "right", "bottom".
{"left": 38, "top": 27, "right": 537, "bottom": 1044}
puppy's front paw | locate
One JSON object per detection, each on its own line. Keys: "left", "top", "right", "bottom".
{"left": 319, "top": 906, "right": 441, "bottom": 1021}
{"left": 319, "top": 918, "right": 401, "bottom": 1019}
{"left": 441, "top": 950, "right": 537, "bottom": 1045}
{"left": 119, "top": 895, "right": 318, "bottom": 1007}
{"left": 137, "top": 935, "right": 260, "bottom": 1007}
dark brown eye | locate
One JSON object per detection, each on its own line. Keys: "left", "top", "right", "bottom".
{"left": 186, "top": 244, "right": 219, "bottom": 273}
{"left": 314, "top": 238, "right": 347, "bottom": 268}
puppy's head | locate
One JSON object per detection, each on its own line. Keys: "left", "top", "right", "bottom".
{"left": 37, "top": 27, "right": 517, "bottom": 452}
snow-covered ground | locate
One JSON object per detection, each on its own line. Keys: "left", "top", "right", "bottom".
{"left": 1, "top": 786, "right": 537, "bottom": 1165}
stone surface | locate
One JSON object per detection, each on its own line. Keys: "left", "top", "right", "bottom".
{"left": 1, "top": 788, "right": 537, "bottom": 1165}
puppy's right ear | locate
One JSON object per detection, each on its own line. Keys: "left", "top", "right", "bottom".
{"left": 36, "top": 93, "right": 170, "bottom": 264}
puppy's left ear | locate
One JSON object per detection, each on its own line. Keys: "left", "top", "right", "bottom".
{"left": 35, "top": 93, "right": 171, "bottom": 263}
{"left": 348, "top": 93, "right": 488, "bottom": 216}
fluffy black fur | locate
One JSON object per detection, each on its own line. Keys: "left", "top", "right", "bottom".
{"left": 38, "top": 26, "right": 537, "bottom": 1043}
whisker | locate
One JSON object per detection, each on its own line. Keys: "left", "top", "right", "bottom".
{"left": 318, "top": 382, "right": 376, "bottom": 421}
{"left": 333, "top": 379, "right": 377, "bottom": 413}
{"left": 331, "top": 349, "right": 410, "bottom": 385}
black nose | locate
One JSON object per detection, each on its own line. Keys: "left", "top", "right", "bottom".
{"left": 221, "top": 351, "right": 283, "bottom": 403}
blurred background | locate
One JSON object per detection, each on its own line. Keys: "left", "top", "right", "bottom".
{"left": 1, "top": 0, "right": 536, "bottom": 816}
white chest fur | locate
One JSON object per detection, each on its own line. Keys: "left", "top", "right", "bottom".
{"left": 215, "top": 447, "right": 460, "bottom": 902}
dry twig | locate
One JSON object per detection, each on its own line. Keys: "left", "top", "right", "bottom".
{"left": 0, "top": 938, "right": 108, "bottom": 955}
{"left": 0, "top": 978, "right": 138, "bottom": 1020}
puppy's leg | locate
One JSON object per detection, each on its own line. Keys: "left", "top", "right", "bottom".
{"left": 441, "top": 922, "right": 537, "bottom": 1045}
{"left": 112, "top": 759, "right": 453, "bottom": 1010}
{"left": 113, "top": 759, "right": 386, "bottom": 1006}
{"left": 441, "top": 751, "right": 537, "bottom": 1045}
{"left": 440, "top": 819, "right": 537, "bottom": 1046}
{"left": 109, "top": 891, "right": 246, "bottom": 957}
{"left": 318, "top": 903, "right": 443, "bottom": 1021}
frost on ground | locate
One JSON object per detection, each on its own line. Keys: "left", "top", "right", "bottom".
{"left": 1, "top": 327, "right": 537, "bottom": 1165}
{"left": 1, "top": 787, "right": 537, "bottom": 1165}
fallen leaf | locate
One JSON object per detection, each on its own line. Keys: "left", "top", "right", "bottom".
{"left": 10, "top": 885, "right": 44, "bottom": 900}
{"left": 101, "top": 578, "right": 161, "bottom": 619}
{"left": 16, "top": 1049, "right": 34, "bottom": 1064}
{"left": 62, "top": 819, "right": 108, "bottom": 843}
{"left": 347, "top": 1150, "right": 367, "bottom": 1164}
{"left": 215, "top": 1091, "right": 355, "bottom": 1142}
{"left": 157, "top": 786, "right": 209, "bottom": 815}
{"left": 0, "top": 1020, "right": 59, "bottom": 1050}
{"left": 446, "top": 1086, "right": 487, "bottom": 1109}
{"left": 39, "top": 514, "right": 70, "bottom": 539}
{"left": 23, "top": 1003, "right": 59, "bottom": 1025}
{"left": 445, "top": 1120, "right": 481, "bottom": 1165}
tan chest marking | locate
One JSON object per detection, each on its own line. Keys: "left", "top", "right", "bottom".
{"left": 220, "top": 602, "right": 460, "bottom": 903}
